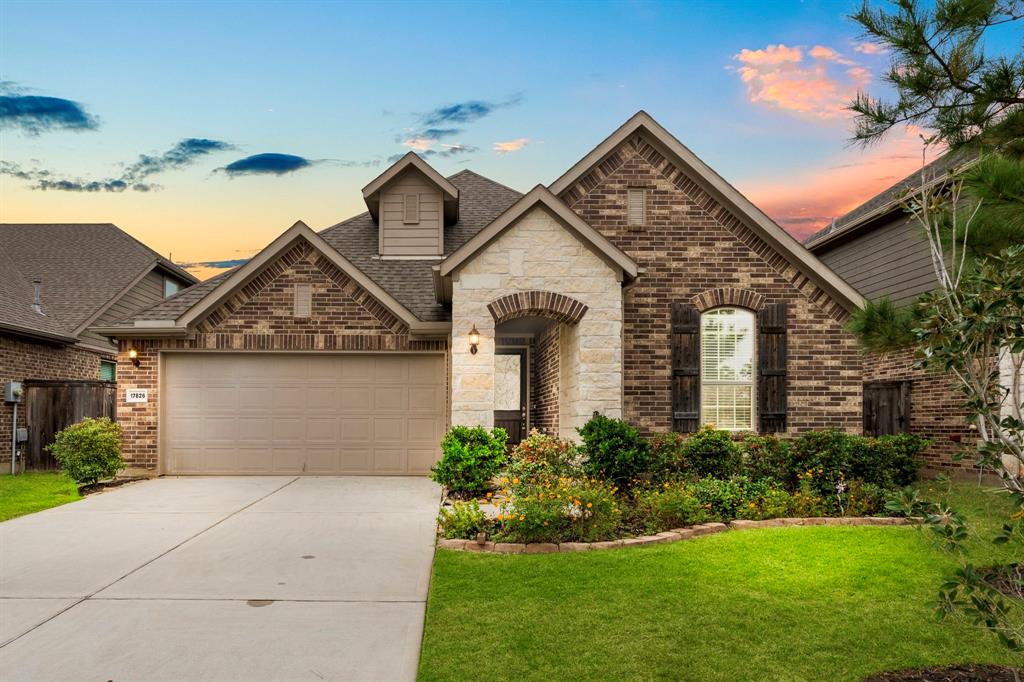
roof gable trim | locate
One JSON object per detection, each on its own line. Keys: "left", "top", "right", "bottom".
{"left": 170, "top": 221, "right": 424, "bottom": 331}
{"left": 549, "top": 111, "right": 865, "bottom": 312}
{"left": 438, "top": 185, "right": 638, "bottom": 285}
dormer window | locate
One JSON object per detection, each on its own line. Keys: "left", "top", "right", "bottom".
{"left": 360, "top": 152, "right": 459, "bottom": 258}
{"left": 404, "top": 194, "right": 420, "bottom": 224}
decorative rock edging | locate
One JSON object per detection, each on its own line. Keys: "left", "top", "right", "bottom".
{"left": 436, "top": 517, "right": 919, "bottom": 554}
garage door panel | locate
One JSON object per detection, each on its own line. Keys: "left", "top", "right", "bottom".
{"left": 340, "top": 387, "right": 370, "bottom": 411}
{"left": 373, "top": 386, "right": 406, "bottom": 412}
{"left": 164, "top": 354, "right": 444, "bottom": 475}
{"left": 372, "top": 448, "right": 405, "bottom": 473}
{"left": 373, "top": 417, "right": 404, "bottom": 442}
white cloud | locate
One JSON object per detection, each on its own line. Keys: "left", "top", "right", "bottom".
{"left": 492, "top": 138, "right": 530, "bottom": 153}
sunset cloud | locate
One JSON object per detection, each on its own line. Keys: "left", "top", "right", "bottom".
{"left": 730, "top": 43, "right": 870, "bottom": 119}
{"left": 853, "top": 41, "right": 887, "bottom": 55}
{"left": 220, "top": 153, "right": 313, "bottom": 176}
{"left": 493, "top": 138, "right": 530, "bottom": 153}
{"left": 739, "top": 128, "right": 935, "bottom": 240}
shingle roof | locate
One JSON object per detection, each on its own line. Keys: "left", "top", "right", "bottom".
{"left": 0, "top": 223, "right": 196, "bottom": 340}
{"left": 124, "top": 169, "right": 522, "bottom": 325}
{"left": 804, "top": 147, "right": 977, "bottom": 248}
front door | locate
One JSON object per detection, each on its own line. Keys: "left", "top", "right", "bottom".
{"left": 494, "top": 349, "right": 527, "bottom": 446}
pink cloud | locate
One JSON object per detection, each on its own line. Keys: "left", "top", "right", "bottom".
{"left": 492, "top": 138, "right": 530, "bottom": 153}
{"left": 853, "top": 41, "right": 887, "bottom": 55}
{"left": 402, "top": 137, "right": 432, "bottom": 152}
{"left": 731, "top": 43, "right": 870, "bottom": 119}
{"left": 738, "top": 128, "right": 937, "bottom": 240}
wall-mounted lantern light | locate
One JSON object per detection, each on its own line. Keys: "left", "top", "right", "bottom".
{"left": 468, "top": 325, "right": 480, "bottom": 355}
{"left": 128, "top": 348, "right": 141, "bottom": 368}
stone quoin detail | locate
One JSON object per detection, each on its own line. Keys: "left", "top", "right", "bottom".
{"left": 487, "top": 291, "right": 589, "bottom": 326}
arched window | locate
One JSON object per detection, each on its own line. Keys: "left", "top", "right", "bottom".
{"left": 701, "top": 307, "right": 755, "bottom": 430}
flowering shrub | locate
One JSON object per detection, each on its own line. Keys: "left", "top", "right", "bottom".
{"left": 431, "top": 426, "right": 508, "bottom": 499}
{"left": 648, "top": 432, "right": 687, "bottom": 482}
{"left": 578, "top": 414, "right": 651, "bottom": 488}
{"left": 740, "top": 434, "right": 792, "bottom": 483}
{"left": 679, "top": 425, "right": 742, "bottom": 478}
{"left": 735, "top": 484, "right": 794, "bottom": 521}
{"left": 790, "top": 430, "right": 927, "bottom": 496}
{"left": 496, "top": 477, "right": 620, "bottom": 543}
{"left": 437, "top": 500, "right": 489, "bottom": 539}
{"left": 633, "top": 481, "right": 709, "bottom": 532}
{"left": 506, "top": 430, "right": 581, "bottom": 483}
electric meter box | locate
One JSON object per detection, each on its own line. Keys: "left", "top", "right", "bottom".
{"left": 4, "top": 381, "right": 23, "bottom": 403}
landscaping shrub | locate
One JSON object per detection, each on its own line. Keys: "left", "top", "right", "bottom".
{"left": 790, "top": 429, "right": 855, "bottom": 494}
{"left": 679, "top": 425, "right": 742, "bottom": 478}
{"left": 740, "top": 434, "right": 792, "bottom": 484}
{"left": 735, "top": 481, "right": 795, "bottom": 520}
{"left": 506, "top": 430, "right": 581, "bottom": 483}
{"left": 633, "top": 481, "right": 709, "bottom": 532}
{"left": 46, "top": 417, "right": 123, "bottom": 486}
{"left": 431, "top": 426, "right": 508, "bottom": 498}
{"left": 688, "top": 477, "right": 747, "bottom": 521}
{"left": 578, "top": 414, "right": 650, "bottom": 488}
{"left": 437, "top": 500, "right": 490, "bottom": 540}
{"left": 496, "top": 477, "right": 620, "bottom": 543}
{"left": 648, "top": 432, "right": 687, "bottom": 482}
{"left": 874, "top": 434, "right": 928, "bottom": 486}
{"left": 837, "top": 479, "right": 888, "bottom": 517}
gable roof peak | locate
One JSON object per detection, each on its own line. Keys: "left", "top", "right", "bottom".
{"left": 361, "top": 152, "right": 459, "bottom": 224}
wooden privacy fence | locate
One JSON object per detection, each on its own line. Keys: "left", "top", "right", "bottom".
{"left": 863, "top": 380, "right": 911, "bottom": 437}
{"left": 23, "top": 380, "right": 117, "bottom": 470}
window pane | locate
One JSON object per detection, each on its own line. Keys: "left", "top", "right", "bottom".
{"left": 494, "top": 355, "right": 521, "bottom": 411}
{"left": 163, "top": 278, "right": 180, "bottom": 298}
{"left": 701, "top": 384, "right": 752, "bottom": 430}
{"left": 100, "top": 360, "right": 116, "bottom": 381}
{"left": 701, "top": 308, "right": 753, "bottom": 381}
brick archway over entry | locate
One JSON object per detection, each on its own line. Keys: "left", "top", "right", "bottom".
{"left": 691, "top": 287, "right": 765, "bottom": 312}
{"left": 487, "top": 290, "right": 589, "bottom": 325}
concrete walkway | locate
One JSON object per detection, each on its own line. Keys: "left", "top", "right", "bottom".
{"left": 0, "top": 476, "right": 441, "bottom": 681}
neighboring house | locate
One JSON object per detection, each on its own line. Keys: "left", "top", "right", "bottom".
{"left": 805, "top": 150, "right": 981, "bottom": 472}
{"left": 96, "top": 111, "right": 866, "bottom": 477}
{"left": 0, "top": 223, "right": 197, "bottom": 468}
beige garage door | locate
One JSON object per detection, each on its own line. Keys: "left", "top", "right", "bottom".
{"left": 163, "top": 353, "right": 446, "bottom": 475}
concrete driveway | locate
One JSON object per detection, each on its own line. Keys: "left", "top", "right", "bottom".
{"left": 0, "top": 476, "right": 441, "bottom": 681}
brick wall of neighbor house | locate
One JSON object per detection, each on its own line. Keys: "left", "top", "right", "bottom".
{"left": 115, "top": 240, "right": 447, "bottom": 472}
{"left": 863, "top": 347, "right": 979, "bottom": 472}
{"left": 560, "top": 134, "right": 862, "bottom": 435}
{"left": 0, "top": 335, "right": 105, "bottom": 466}
{"left": 530, "top": 321, "right": 560, "bottom": 435}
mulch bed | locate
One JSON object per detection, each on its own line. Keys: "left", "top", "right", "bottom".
{"left": 863, "top": 664, "right": 1022, "bottom": 681}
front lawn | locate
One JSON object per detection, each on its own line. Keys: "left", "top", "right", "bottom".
{"left": 419, "top": 482, "right": 1020, "bottom": 681}
{"left": 0, "top": 472, "right": 81, "bottom": 521}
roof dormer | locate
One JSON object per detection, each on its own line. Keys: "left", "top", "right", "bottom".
{"left": 361, "top": 152, "right": 459, "bottom": 258}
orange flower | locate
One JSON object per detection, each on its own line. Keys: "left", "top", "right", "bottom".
{"left": 586, "top": 502, "right": 593, "bottom": 508}
{"left": 519, "top": 515, "right": 525, "bottom": 521}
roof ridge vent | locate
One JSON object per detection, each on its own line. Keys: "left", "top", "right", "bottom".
{"left": 31, "top": 278, "right": 44, "bottom": 315}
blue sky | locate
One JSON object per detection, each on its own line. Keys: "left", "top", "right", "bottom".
{"left": 1, "top": 0, "right": 1017, "bottom": 278}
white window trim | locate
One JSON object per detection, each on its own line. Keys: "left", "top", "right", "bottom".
{"left": 700, "top": 307, "right": 756, "bottom": 431}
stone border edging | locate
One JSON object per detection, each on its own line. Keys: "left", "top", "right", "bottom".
{"left": 436, "top": 517, "right": 918, "bottom": 554}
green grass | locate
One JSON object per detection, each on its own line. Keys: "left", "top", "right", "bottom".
{"left": 0, "top": 472, "right": 81, "bottom": 521}
{"left": 418, "top": 482, "right": 1021, "bottom": 681}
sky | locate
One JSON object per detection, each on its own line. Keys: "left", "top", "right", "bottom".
{"left": 1, "top": 1, "right": 1017, "bottom": 281}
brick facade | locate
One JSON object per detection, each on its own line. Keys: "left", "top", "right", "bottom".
{"left": 530, "top": 322, "right": 560, "bottom": 435}
{"left": 0, "top": 334, "right": 106, "bottom": 466}
{"left": 116, "top": 239, "right": 446, "bottom": 472}
{"left": 560, "top": 133, "right": 862, "bottom": 436}
{"left": 863, "top": 346, "right": 979, "bottom": 473}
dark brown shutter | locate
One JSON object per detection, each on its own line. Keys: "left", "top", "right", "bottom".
{"left": 671, "top": 302, "right": 701, "bottom": 432}
{"left": 757, "top": 302, "right": 788, "bottom": 433}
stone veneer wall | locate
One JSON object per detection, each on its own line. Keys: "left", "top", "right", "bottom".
{"left": 0, "top": 335, "right": 106, "bottom": 467}
{"left": 115, "top": 239, "right": 446, "bottom": 472}
{"left": 450, "top": 206, "right": 623, "bottom": 441}
{"left": 530, "top": 322, "right": 560, "bottom": 435}
{"left": 863, "top": 346, "right": 979, "bottom": 473}
{"left": 559, "top": 134, "right": 862, "bottom": 436}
